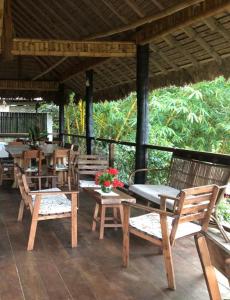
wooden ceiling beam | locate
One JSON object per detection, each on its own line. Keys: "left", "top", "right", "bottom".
{"left": 32, "top": 57, "right": 67, "bottom": 80}
{"left": 86, "top": 0, "right": 204, "bottom": 40}
{"left": 205, "top": 17, "right": 230, "bottom": 40}
{"left": 136, "top": 0, "right": 230, "bottom": 45}
{"left": 0, "top": 80, "right": 59, "bottom": 91}
{"left": 10, "top": 38, "right": 136, "bottom": 58}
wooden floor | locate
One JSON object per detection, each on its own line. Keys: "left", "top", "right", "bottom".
{"left": 0, "top": 184, "right": 223, "bottom": 300}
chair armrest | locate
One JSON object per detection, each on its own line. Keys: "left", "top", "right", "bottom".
{"left": 158, "top": 194, "right": 180, "bottom": 201}
{"left": 122, "top": 201, "right": 174, "bottom": 217}
{"left": 128, "top": 167, "right": 169, "bottom": 186}
{"left": 159, "top": 194, "right": 180, "bottom": 211}
{"left": 29, "top": 191, "right": 78, "bottom": 196}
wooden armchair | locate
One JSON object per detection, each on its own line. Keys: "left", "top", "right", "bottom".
{"left": 75, "top": 155, "right": 109, "bottom": 189}
{"left": 15, "top": 166, "right": 78, "bottom": 251}
{"left": 123, "top": 185, "right": 221, "bottom": 299}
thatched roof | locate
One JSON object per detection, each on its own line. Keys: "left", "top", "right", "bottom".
{"left": 0, "top": 0, "right": 229, "bottom": 102}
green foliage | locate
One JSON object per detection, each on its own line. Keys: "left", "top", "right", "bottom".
{"left": 216, "top": 198, "right": 230, "bottom": 223}
{"left": 28, "top": 125, "right": 47, "bottom": 142}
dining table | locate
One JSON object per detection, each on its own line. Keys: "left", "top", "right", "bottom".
{"left": 5, "top": 143, "right": 63, "bottom": 188}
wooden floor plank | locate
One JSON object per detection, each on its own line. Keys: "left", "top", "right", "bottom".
{"left": 0, "top": 185, "right": 223, "bottom": 300}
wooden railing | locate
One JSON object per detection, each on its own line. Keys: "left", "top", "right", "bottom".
{"left": 62, "top": 133, "right": 230, "bottom": 166}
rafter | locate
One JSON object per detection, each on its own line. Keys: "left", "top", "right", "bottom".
{"left": 136, "top": 0, "right": 230, "bottom": 45}
{"left": 0, "top": 0, "right": 4, "bottom": 38}
{"left": 184, "top": 27, "right": 222, "bottom": 64}
{"left": 61, "top": 58, "right": 108, "bottom": 83}
{"left": 86, "top": 0, "right": 204, "bottom": 40}
{"left": 32, "top": 57, "right": 67, "bottom": 80}
{"left": 10, "top": 38, "right": 136, "bottom": 58}
{"left": 0, "top": 80, "right": 58, "bottom": 91}
{"left": 1, "top": 0, "right": 13, "bottom": 60}
{"left": 205, "top": 17, "right": 230, "bottom": 40}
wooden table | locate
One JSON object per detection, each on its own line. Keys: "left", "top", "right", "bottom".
{"left": 84, "top": 188, "right": 136, "bottom": 239}
{"left": 5, "top": 144, "right": 63, "bottom": 187}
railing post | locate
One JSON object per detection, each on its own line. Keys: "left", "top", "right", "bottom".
{"left": 85, "top": 70, "right": 94, "bottom": 154}
{"left": 135, "top": 44, "right": 149, "bottom": 184}
{"left": 109, "top": 143, "right": 115, "bottom": 168}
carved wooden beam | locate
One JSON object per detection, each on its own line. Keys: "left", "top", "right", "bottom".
{"left": 136, "top": 0, "right": 230, "bottom": 45}
{"left": 10, "top": 38, "right": 136, "bottom": 58}
{"left": 0, "top": 80, "right": 59, "bottom": 91}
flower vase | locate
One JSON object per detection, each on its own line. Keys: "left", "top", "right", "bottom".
{"left": 101, "top": 185, "right": 112, "bottom": 193}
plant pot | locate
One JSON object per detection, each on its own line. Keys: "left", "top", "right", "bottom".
{"left": 101, "top": 185, "right": 112, "bottom": 193}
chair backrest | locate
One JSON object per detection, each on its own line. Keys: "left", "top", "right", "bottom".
{"left": 52, "top": 149, "right": 70, "bottom": 166}
{"left": 170, "top": 184, "right": 219, "bottom": 243}
{"left": 22, "top": 150, "right": 43, "bottom": 174}
{"left": 168, "top": 156, "right": 230, "bottom": 190}
{"left": 76, "top": 155, "right": 109, "bottom": 176}
{"left": 15, "top": 166, "right": 33, "bottom": 211}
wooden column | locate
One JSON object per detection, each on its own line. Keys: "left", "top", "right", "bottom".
{"left": 58, "top": 84, "right": 65, "bottom": 143}
{"left": 135, "top": 44, "right": 149, "bottom": 183}
{"left": 85, "top": 70, "right": 94, "bottom": 154}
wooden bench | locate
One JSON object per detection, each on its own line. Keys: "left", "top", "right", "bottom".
{"left": 129, "top": 153, "right": 230, "bottom": 210}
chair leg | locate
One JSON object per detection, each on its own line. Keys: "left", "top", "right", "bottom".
{"left": 17, "top": 200, "right": 25, "bottom": 221}
{"left": 122, "top": 204, "right": 130, "bottom": 267}
{"left": 194, "top": 234, "right": 221, "bottom": 300}
{"left": 71, "top": 193, "right": 78, "bottom": 247}
{"left": 27, "top": 195, "right": 41, "bottom": 251}
{"left": 113, "top": 207, "right": 118, "bottom": 231}
{"left": 160, "top": 215, "right": 176, "bottom": 290}
{"left": 27, "top": 219, "right": 38, "bottom": 251}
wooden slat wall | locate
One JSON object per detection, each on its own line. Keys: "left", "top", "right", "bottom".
{"left": 0, "top": 112, "right": 47, "bottom": 134}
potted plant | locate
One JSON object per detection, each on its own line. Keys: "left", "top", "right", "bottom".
{"left": 95, "top": 168, "right": 124, "bottom": 193}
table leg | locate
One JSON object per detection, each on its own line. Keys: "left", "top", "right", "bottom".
{"left": 99, "top": 206, "right": 106, "bottom": 239}
{"left": 113, "top": 207, "right": 118, "bottom": 231}
{"left": 92, "top": 203, "right": 99, "bottom": 231}
{"left": 119, "top": 205, "right": 124, "bottom": 226}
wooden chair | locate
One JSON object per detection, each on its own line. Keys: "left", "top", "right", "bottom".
{"left": 22, "top": 149, "right": 43, "bottom": 176}
{"left": 48, "top": 149, "right": 70, "bottom": 186}
{"left": 0, "top": 158, "right": 14, "bottom": 185}
{"left": 67, "top": 150, "right": 79, "bottom": 190}
{"left": 75, "top": 155, "right": 109, "bottom": 189}
{"left": 15, "top": 166, "right": 78, "bottom": 251}
{"left": 123, "top": 185, "right": 221, "bottom": 299}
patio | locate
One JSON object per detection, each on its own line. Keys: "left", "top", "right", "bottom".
{"left": 0, "top": 0, "right": 229, "bottom": 299}
{"left": 0, "top": 183, "right": 228, "bottom": 300}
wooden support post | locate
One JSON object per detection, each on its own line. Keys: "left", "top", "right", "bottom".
{"left": 85, "top": 70, "right": 94, "bottom": 155}
{"left": 109, "top": 143, "right": 115, "bottom": 168}
{"left": 58, "top": 84, "right": 65, "bottom": 143}
{"left": 135, "top": 44, "right": 149, "bottom": 183}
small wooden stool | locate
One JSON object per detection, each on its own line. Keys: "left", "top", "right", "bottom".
{"left": 86, "top": 188, "right": 136, "bottom": 239}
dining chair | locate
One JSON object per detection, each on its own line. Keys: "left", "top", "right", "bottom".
{"left": 122, "top": 184, "right": 220, "bottom": 297}
{"left": 15, "top": 165, "right": 78, "bottom": 251}
{"left": 75, "top": 154, "right": 109, "bottom": 189}
{"left": 48, "top": 149, "right": 70, "bottom": 186}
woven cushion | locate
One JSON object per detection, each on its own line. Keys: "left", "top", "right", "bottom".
{"left": 25, "top": 166, "right": 38, "bottom": 172}
{"left": 79, "top": 180, "right": 100, "bottom": 188}
{"left": 32, "top": 188, "right": 71, "bottom": 215}
{"left": 129, "top": 184, "right": 180, "bottom": 210}
{"left": 129, "top": 213, "right": 201, "bottom": 239}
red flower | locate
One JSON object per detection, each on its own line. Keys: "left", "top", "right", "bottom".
{"left": 108, "top": 168, "right": 118, "bottom": 176}
{"left": 113, "top": 179, "right": 124, "bottom": 188}
{"left": 103, "top": 181, "right": 111, "bottom": 187}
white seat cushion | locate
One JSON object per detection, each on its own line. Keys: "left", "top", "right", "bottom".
{"left": 129, "top": 213, "right": 201, "bottom": 240}
{"left": 25, "top": 166, "right": 38, "bottom": 172}
{"left": 129, "top": 184, "right": 180, "bottom": 210}
{"left": 79, "top": 180, "right": 100, "bottom": 188}
{"left": 32, "top": 188, "right": 71, "bottom": 215}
